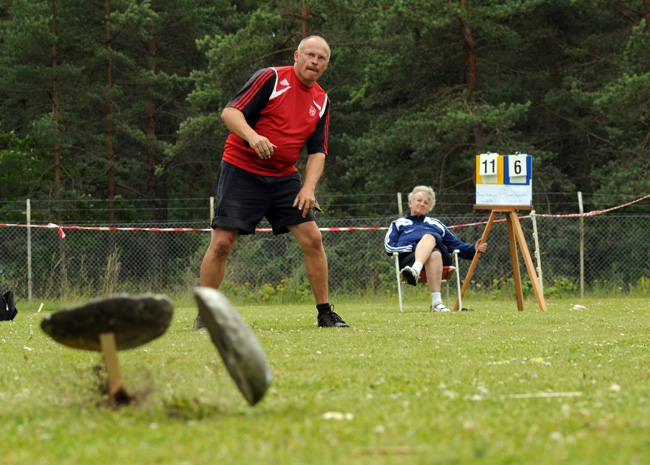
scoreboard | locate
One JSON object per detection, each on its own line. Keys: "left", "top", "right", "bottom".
{"left": 475, "top": 153, "right": 532, "bottom": 206}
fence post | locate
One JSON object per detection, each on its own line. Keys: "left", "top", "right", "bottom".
{"left": 397, "top": 193, "right": 403, "bottom": 216}
{"left": 26, "top": 199, "right": 33, "bottom": 302}
{"left": 578, "top": 191, "right": 584, "bottom": 298}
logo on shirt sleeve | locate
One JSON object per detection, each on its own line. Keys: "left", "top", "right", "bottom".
{"left": 270, "top": 74, "right": 292, "bottom": 100}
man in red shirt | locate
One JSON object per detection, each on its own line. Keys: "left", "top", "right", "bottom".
{"left": 194, "top": 35, "right": 349, "bottom": 329}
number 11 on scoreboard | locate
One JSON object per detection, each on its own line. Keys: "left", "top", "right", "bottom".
{"left": 479, "top": 152, "right": 499, "bottom": 177}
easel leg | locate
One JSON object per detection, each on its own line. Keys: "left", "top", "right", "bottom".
{"left": 510, "top": 213, "right": 548, "bottom": 311}
{"left": 454, "top": 210, "right": 496, "bottom": 311}
{"left": 506, "top": 214, "right": 525, "bottom": 311}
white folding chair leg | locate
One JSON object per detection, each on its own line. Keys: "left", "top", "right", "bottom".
{"left": 453, "top": 249, "right": 462, "bottom": 311}
{"left": 393, "top": 252, "right": 404, "bottom": 312}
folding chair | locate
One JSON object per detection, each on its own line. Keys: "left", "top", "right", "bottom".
{"left": 393, "top": 250, "right": 462, "bottom": 312}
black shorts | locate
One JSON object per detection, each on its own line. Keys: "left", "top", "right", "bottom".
{"left": 210, "top": 161, "right": 316, "bottom": 235}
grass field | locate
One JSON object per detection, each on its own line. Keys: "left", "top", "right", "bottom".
{"left": 1, "top": 295, "right": 649, "bottom": 464}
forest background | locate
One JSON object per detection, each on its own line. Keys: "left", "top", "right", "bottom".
{"left": 0, "top": 0, "right": 649, "bottom": 302}
{"left": 1, "top": 0, "right": 649, "bottom": 223}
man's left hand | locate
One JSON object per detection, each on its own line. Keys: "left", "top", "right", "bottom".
{"left": 293, "top": 189, "right": 316, "bottom": 218}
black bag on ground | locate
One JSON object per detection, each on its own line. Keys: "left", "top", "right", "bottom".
{"left": 0, "top": 291, "right": 18, "bottom": 321}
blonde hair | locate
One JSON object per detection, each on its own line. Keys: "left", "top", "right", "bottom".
{"left": 408, "top": 185, "right": 436, "bottom": 212}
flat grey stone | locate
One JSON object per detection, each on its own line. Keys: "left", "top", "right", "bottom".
{"left": 41, "top": 294, "right": 174, "bottom": 351}
{"left": 193, "top": 287, "right": 272, "bottom": 406}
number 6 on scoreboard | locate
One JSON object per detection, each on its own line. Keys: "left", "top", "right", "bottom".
{"left": 508, "top": 154, "right": 528, "bottom": 178}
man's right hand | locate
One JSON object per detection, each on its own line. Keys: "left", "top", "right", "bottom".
{"left": 249, "top": 136, "right": 276, "bottom": 160}
{"left": 221, "top": 107, "right": 276, "bottom": 159}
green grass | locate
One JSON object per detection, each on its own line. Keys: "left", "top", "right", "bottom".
{"left": 1, "top": 296, "right": 649, "bottom": 464}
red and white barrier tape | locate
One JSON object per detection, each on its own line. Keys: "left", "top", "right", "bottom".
{"left": 47, "top": 223, "right": 66, "bottom": 238}
{"left": 0, "top": 222, "right": 211, "bottom": 235}
{"left": 0, "top": 223, "right": 390, "bottom": 234}
{"left": 1, "top": 194, "right": 647, "bottom": 237}
{"left": 530, "top": 193, "right": 650, "bottom": 218}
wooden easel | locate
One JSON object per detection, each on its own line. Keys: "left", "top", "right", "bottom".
{"left": 454, "top": 205, "right": 547, "bottom": 312}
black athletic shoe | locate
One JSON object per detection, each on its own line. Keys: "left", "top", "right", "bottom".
{"left": 317, "top": 308, "right": 350, "bottom": 328}
{"left": 400, "top": 266, "right": 419, "bottom": 286}
{"left": 192, "top": 314, "right": 206, "bottom": 331}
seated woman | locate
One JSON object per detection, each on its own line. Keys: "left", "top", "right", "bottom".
{"left": 384, "top": 185, "right": 487, "bottom": 312}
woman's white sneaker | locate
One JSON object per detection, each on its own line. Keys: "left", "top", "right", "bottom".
{"left": 430, "top": 302, "right": 451, "bottom": 312}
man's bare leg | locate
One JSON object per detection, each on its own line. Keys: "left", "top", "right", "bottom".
{"left": 194, "top": 228, "right": 238, "bottom": 330}
{"left": 200, "top": 228, "right": 238, "bottom": 289}
{"left": 289, "top": 222, "right": 349, "bottom": 327}
{"left": 288, "top": 222, "right": 328, "bottom": 304}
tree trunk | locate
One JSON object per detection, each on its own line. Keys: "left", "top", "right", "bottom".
{"left": 202, "top": 159, "right": 214, "bottom": 198}
{"left": 458, "top": 0, "right": 478, "bottom": 100}
{"left": 147, "top": 2, "right": 157, "bottom": 221}
{"left": 105, "top": 0, "right": 115, "bottom": 222}
{"left": 458, "top": 0, "right": 482, "bottom": 145}
{"left": 301, "top": 1, "right": 309, "bottom": 37}
{"left": 52, "top": 3, "right": 60, "bottom": 193}
{"left": 52, "top": 1, "right": 67, "bottom": 296}
{"left": 146, "top": 0, "right": 165, "bottom": 286}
